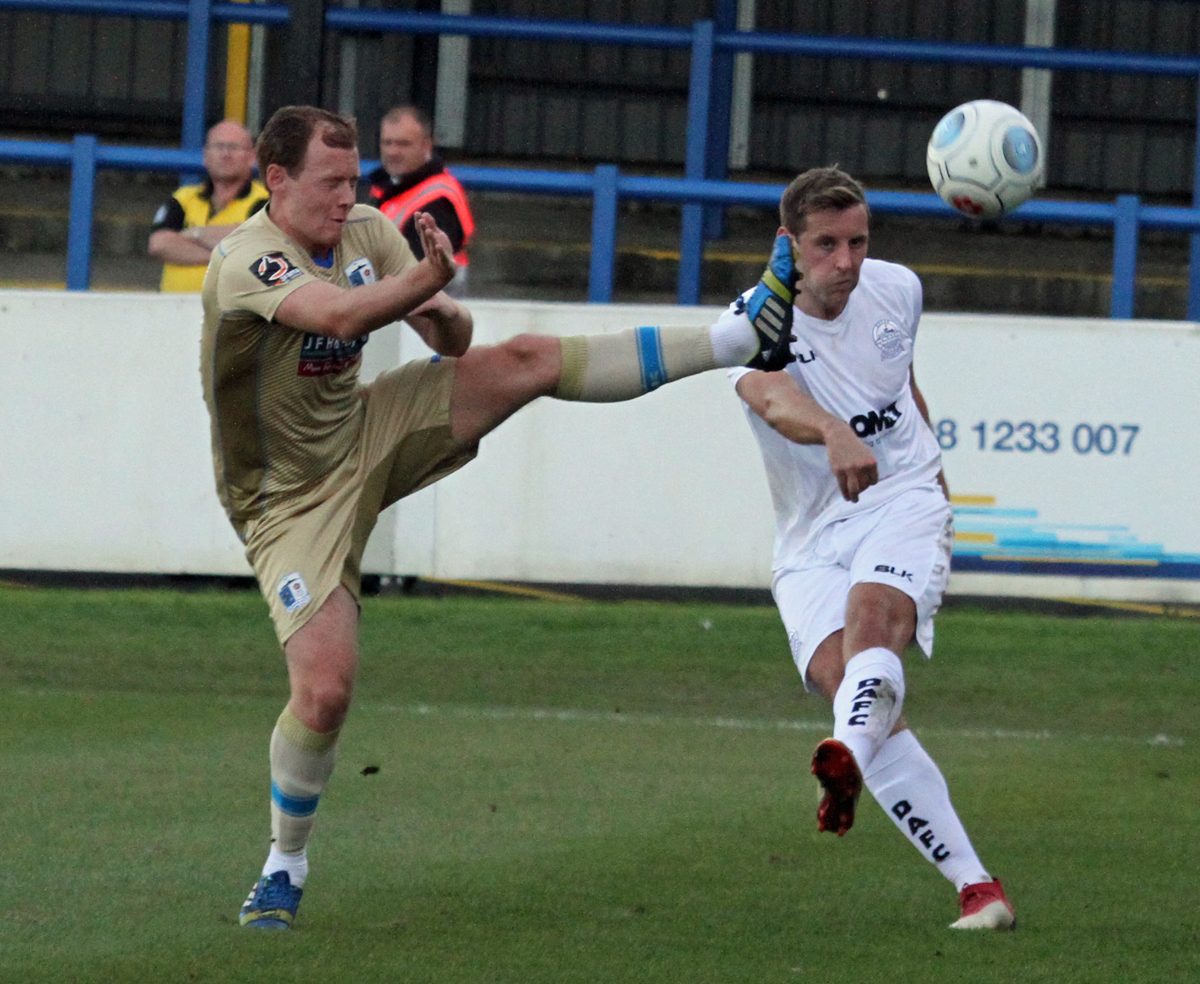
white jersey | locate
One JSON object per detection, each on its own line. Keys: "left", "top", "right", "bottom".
{"left": 728, "top": 257, "right": 943, "bottom": 575}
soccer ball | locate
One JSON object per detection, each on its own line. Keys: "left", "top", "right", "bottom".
{"left": 926, "top": 99, "right": 1044, "bottom": 219}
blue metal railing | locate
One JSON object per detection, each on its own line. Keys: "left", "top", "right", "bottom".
{"left": 1, "top": 1, "right": 1199, "bottom": 316}
{"left": 3, "top": 132, "right": 1198, "bottom": 319}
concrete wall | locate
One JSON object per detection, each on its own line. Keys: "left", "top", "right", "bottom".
{"left": 3, "top": 290, "right": 1198, "bottom": 602}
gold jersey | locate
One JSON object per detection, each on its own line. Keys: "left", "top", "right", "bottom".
{"left": 200, "top": 203, "right": 416, "bottom": 526}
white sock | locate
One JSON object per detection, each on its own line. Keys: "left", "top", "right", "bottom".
{"left": 832, "top": 647, "right": 905, "bottom": 774}
{"left": 863, "top": 730, "right": 991, "bottom": 891}
{"left": 708, "top": 307, "right": 759, "bottom": 367}
{"left": 263, "top": 844, "right": 309, "bottom": 888}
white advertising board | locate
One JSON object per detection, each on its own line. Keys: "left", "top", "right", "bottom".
{"left": 919, "top": 316, "right": 1200, "bottom": 601}
{"left": 1, "top": 290, "right": 1197, "bottom": 602}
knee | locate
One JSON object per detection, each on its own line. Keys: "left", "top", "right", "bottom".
{"left": 290, "top": 664, "right": 355, "bottom": 732}
{"left": 294, "top": 682, "right": 352, "bottom": 733}
{"left": 498, "top": 333, "right": 560, "bottom": 390}
{"left": 846, "top": 584, "right": 916, "bottom": 652}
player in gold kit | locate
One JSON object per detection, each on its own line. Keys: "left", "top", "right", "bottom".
{"left": 201, "top": 105, "right": 795, "bottom": 929}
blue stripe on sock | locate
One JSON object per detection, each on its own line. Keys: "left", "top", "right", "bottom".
{"left": 271, "top": 781, "right": 320, "bottom": 818}
{"left": 635, "top": 325, "right": 667, "bottom": 392}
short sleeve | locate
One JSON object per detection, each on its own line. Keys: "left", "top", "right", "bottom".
{"left": 217, "top": 244, "right": 313, "bottom": 324}
{"left": 151, "top": 196, "right": 185, "bottom": 233}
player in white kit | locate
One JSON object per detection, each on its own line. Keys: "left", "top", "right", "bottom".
{"left": 727, "top": 167, "right": 1015, "bottom": 931}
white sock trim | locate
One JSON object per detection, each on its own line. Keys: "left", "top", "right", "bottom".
{"left": 263, "top": 844, "right": 309, "bottom": 888}
{"left": 708, "top": 308, "right": 758, "bottom": 367}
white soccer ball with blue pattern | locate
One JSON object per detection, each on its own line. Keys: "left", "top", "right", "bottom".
{"left": 926, "top": 99, "right": 1044, "bottom": 219}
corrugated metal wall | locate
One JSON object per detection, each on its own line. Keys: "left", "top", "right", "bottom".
{"left": 462, "top": 0, "right": 698, "bottom": 165}
{"left": 747, "top": 1, "right": 1028, "bottom": 180}
{"left": 0, "top": 8, "right": 205, "bottom": 140}
{"left": 1053, "top": 1, "right": 1199, "bottom": 195}
{"left": 0, "top": 0, "right": 1196, "bottom": 197}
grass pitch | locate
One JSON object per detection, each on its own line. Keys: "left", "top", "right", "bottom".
{"left": 1, "top": 584, "right": 1197, "bottom": 983}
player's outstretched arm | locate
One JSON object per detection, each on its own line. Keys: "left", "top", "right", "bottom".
{"left": 401, "top": 212, "right": 474, "bottom": 356}
{"left": 405, "top": 291, "right": 472, "bottom": 357}
{"left": 272, "top": 248, "right": 454, "bottom": 343}
{"left": 736, "top": 370, "right": 879, "bottom": 502}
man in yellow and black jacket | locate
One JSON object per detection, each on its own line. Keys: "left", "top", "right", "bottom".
{"left": 148, "top": 120, "right": 269, "bottom": 292}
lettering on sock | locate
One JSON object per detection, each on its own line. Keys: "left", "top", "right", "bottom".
{"left": 847, "top": 677, "right": 883, "bottom": 727}
{"left": 891, "top": 799, "right": 952, "bottom": 862}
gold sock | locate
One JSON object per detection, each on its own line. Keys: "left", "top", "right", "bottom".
{"left": 269, "top": 707, "right": 340, "bottom": 854}
{"left": 554, "top": 325, "right": 717, "bottom": 402}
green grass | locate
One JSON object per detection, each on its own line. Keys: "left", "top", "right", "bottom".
{"left": 1, "top": 585, "right": 1198, "bottom": 983}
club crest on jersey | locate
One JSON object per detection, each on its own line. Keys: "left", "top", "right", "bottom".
{"left": 872, "top": 319, "right": 909, "bottom": 361}
{"left": 344, "top": 257, "right": 377, "bottom": 287}
{"left": 277, "top": 572, "right": 311, "bottom": 613}
{"left": 251, "top": 252, "right": 304, "bottom": 287}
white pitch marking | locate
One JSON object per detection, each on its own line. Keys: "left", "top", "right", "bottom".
{"left": 378, "top": 701, "right": 1185, "bottom": 748}
{"left": 9, "top": 688, "right": 1185, "bottom": 749}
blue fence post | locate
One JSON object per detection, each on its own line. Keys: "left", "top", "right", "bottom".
{"left": 1111, "top": 194, "right": 1139, "bottom": 319}
{"left": 589, "top": 164, "right": 619, "bottom": 303}
{"left": 703, "top": 0, "right": 737, "bottom": 241}
{"left": 678, "top": 20, "right": 715, "bottom": 305}
{"left": 1189, "top": 73, "right": 1200, "bottom": 321}
{"left": 66, "top": 135, "right": 98, "bottom": 292}
{"left": 182, "top": 0, "right": 213, "bottom": 178}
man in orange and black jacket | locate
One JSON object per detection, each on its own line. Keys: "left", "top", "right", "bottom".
{"left": 361, "top": 105, "right": 475, "bottom": 296}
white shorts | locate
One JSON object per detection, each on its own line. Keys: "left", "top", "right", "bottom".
{"left": 772, "top": 484, "right": 953, "bottom": 693}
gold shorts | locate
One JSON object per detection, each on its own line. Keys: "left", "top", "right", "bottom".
{"left": 242, "top": 356, "right": 476, "bottom": 645}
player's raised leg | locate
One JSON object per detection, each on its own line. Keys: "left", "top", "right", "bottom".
{"left": 446, "top": 236, "right": 800, "bottom": 444}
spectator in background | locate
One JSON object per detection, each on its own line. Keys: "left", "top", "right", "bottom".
{"left": 148, "top": 119, "right": 269, "bottom": 292}
{"left": 362, "top": 105, "right": 474, "bottom": 296}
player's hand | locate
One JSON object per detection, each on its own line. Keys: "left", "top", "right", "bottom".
{"left": 413, "top": 211, "right": 456, "bottom": 286}
{"left": 745, "top": 232, "right": 800, "bottom": 371}
{"left": 824, "top": 424, "right": 879, "bottom": 503}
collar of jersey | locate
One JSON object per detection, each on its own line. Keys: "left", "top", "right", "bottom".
{"left": 795, "top": 302, "right": 852, "bottom": 335}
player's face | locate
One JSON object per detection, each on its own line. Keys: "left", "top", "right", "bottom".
{"left": 788, "top": 204, "right": 870, "bottom": 321}
{"left": 379, "top": 115, "right": 432, "bottom": 177}
{"left": 268, "top": 136, "right": 359, "bottom": 253}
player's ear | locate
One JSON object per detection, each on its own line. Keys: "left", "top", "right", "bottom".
{"left": 264, "top": 162, "right": 289, "bottom": 193}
